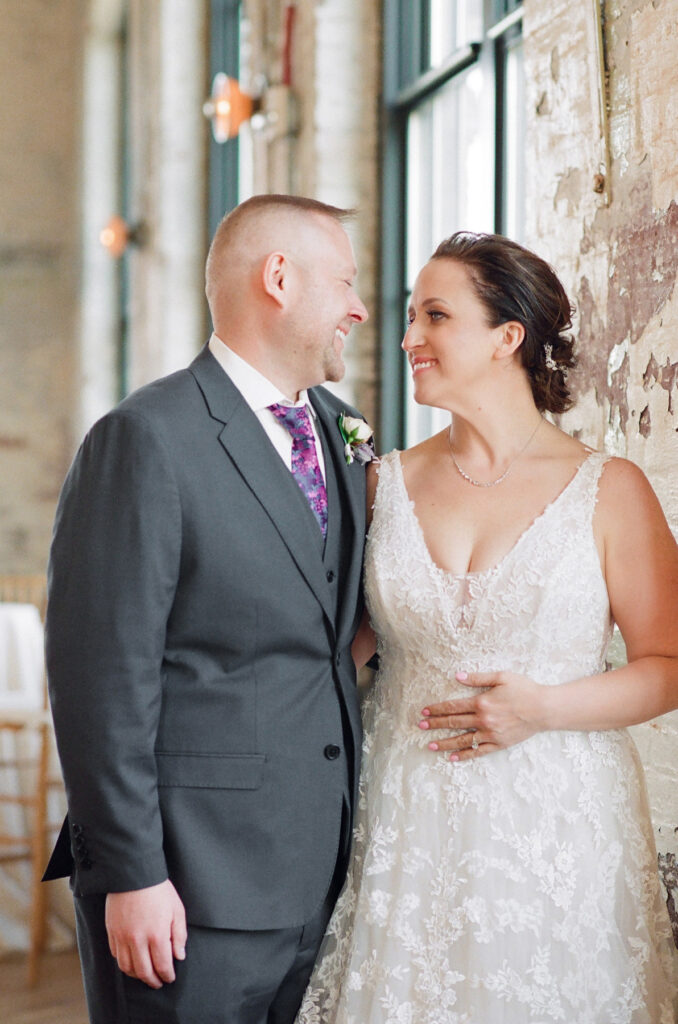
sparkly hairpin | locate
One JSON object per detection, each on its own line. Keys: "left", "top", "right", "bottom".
{"left": 544, "top": 343, "right": 558, "bottom": 371}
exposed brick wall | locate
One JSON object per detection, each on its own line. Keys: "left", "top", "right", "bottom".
{"left": 0, "top": 1, "right": 86, "bottom": 572}
{"left": 0, "top": 0, "right": 208, "bottom": 574}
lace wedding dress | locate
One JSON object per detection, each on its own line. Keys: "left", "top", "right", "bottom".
{"left": 297, "top": 450, "right": 678, "bottom": 1024}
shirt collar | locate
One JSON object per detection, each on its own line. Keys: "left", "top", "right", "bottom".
{"left": 208, "top": 333, "right": 316, "bottom": 417}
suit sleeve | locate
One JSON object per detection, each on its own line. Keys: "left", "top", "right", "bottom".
{"left": 46, "top": 408, "right": 181, "bottom": 894}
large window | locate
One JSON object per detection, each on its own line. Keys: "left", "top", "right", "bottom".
{"left": 379, "top": 0, "right": 525, "bottom": 450}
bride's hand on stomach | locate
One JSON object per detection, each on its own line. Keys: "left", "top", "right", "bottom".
{"left": 418, "top": 670, "right": 548, "bottom": 761}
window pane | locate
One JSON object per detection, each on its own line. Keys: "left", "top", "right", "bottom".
{"left": 406, "top": 66, "right": 493, "bottom": 285}
{"left": 494, "top": 0, "right": 522, "bottom": 19}
{"left": 429, "top": 0, "right": 483, "bottom": 66}
{"left": 404, "top": 62, "right": 494, "bottom": 445}
{"left": 502, "top": 33, "right": 525, "bottom": 241}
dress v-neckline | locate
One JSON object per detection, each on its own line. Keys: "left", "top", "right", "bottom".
{"left": 393, "top": 449, "right": 597, "bottom": 581}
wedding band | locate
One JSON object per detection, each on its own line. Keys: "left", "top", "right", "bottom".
{"left": 471, "top": 735, "right": 479, "bottom": 751}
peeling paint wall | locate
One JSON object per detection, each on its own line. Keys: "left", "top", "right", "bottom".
{"left": 524, "top": 0, "right": 678, "bottom": 934}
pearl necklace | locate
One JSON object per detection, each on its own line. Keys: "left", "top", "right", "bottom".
{"left": 448, "top": 417, "right": 543, "bottom": 488}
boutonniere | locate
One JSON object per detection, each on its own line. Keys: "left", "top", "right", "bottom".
{"left": 338, "top": 412, "right": 377, "bottom": 466}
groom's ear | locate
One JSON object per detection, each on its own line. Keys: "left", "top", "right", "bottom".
{"left": 261, "top": 252, "right": 289, "bottom": 308}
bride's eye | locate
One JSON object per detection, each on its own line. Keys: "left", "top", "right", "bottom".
{"left": 428, "top": 310, "right": 445, "bottom": 321}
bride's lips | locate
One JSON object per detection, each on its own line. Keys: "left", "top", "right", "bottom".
{"left": 410, "top": 358, "right": 438, "bottom": 375}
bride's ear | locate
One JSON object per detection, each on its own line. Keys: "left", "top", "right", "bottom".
{"left": 493, "top": 321, "right": 525, "bottom": 361}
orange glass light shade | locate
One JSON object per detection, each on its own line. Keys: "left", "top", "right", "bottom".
{"left": 204, "top": 73, "right": 255, "bottom": 142}
{"left": 99, "top": 215, "right": 130, "bottom": 258}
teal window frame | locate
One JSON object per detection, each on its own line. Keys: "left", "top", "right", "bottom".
{"left": 378, "top": 0, "right": 524, "bottom": 451}
{"left": 208, "top": 0, "right": 242, "bottom": 240}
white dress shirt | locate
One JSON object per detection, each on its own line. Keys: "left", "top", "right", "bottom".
{"left": 208, "top": 333, "right": 327, "bottom": 481}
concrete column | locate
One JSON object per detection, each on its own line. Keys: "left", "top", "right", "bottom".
{"left": 126, "top": 0, "right": 209, "bottom": 391}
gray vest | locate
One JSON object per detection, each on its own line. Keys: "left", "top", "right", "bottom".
{"left": 318, "top": 418, "right": 355, "bottom": 805}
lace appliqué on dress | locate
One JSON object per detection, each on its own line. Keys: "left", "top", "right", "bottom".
{"left": 297, "top": 450, "right": 678, "bottom": 1024}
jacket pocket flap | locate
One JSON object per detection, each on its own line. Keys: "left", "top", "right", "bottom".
{"left": 156, "top": 752, "right": 266, "bottom": 790}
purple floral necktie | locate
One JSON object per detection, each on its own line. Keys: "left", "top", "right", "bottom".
{"left": 268, "top": 404, "right": 328, "bottom": 538}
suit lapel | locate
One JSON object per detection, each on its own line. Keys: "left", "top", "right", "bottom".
{"left": 309, "top": 388, "right": 366, "bottom": 640}
{"left": 190, "top": 347, "right": 335, "bottom": 631}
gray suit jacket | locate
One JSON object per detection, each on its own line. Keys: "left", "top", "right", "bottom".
{"left": 44, "top": 345, "right": 367, "bottom": 930}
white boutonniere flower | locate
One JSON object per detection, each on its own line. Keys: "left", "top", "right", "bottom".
{"left": 338, "top": 413, "right": 377, "bottom": 466}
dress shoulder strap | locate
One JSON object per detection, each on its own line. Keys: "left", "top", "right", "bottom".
{"left": 373, "top": 448, "right": 399, "bottom": 491}
{"left": 554, "top": 450, "right": 612, "bottom": 534}
{"left": 370, "top": 449, "right": 405, "bottom": 519}
{"left": 576, "top": 449, "right": 611, "bottom": 494}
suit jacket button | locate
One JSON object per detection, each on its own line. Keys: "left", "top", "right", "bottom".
{"left": 335, "top": 652, "right": 341, "bottom": 666}
{"left": 324, "top": 744, "right": 341, "bottom": 761}
{"left": 326, "top": 570, "right": 335, "bottom": 582}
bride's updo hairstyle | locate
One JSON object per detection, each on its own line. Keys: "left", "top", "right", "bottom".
{"left": 431, "top": 232, "right": 577, "bottom": 413}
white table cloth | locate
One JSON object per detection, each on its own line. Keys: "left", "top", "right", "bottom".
{"left": 0, "top": 603, "right": 44, "bottom": 710}
{"left": 0, "top": 602, "right": 73, "bottom": 954}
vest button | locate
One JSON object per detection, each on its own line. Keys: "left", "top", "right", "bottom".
{"left": 324, "top": 744, "right": 341, "bottom": 761}
{"left": 326, "top": 569, "right": 335, "bottom": 582}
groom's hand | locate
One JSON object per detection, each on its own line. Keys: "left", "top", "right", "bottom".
{"left": 105, "top": 879, "right": 187, "bottom": 988}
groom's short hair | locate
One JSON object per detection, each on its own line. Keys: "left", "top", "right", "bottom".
{"left": 205, "top": 194, "right": 355, "bottom": 305}
{"left": 218, "top": 193, "right": 355, "bottom": 231}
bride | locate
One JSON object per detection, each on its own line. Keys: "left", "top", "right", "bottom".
{"left": 296, "top": 232, "right": 678, "bottom": 1023}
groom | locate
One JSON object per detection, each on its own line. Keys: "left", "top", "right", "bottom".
{"left": 43, "top": 194, "right": 370, "bottom": 1023}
